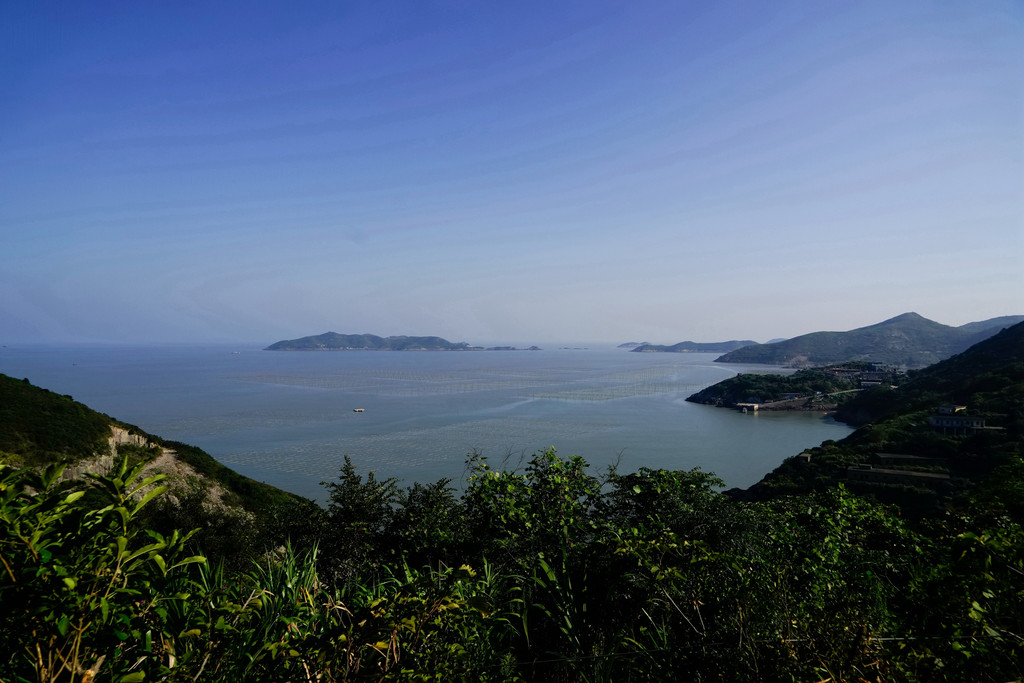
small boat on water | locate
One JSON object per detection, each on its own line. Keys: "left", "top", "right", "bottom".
{"left": 352, "top": 408, "right": 365, "bottom": 413}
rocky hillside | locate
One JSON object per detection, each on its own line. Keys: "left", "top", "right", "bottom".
{"left": 0, "top": 373, "right": 303, "bottom": 524}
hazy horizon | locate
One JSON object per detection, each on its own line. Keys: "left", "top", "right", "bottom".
{"left": 3, "top": 1, "right": 1022, "bottom": 346}
{"left": 2, "top": 310, "right": 1020, "bottom": 352}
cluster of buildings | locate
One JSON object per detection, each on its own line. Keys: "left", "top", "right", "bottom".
{"left": 926, "top": 404, "right": 991, "bottom": 436}
{"left": 823, "top": 363, "right": 901, "bottom": 389}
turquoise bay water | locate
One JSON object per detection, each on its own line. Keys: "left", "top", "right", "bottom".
{"left": 0, "top": 344, "right": 852, "bottom": 500}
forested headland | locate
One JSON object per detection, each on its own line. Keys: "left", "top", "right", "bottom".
{"left": 684, "top": 361, "right": 901, "bottom": 411}
{"left": 2, "top": 323, "right": 1023, "bottom": 681}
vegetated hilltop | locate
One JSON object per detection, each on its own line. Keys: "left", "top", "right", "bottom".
{"left": 747, "top": 321, "right": 1024, "bottom": 516}
{"left": 714, "top": 312, "right": 1023, "bottom": 368}
{"left": 0, "top": 375, "right": 112, "bottom": 469}
{"left": 630, "top": 339, "right": 759, "bottom": 353}
{"left": 266, "top": 332, "right": 472, "bottom": 351}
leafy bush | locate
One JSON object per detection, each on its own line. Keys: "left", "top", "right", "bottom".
{"left": 0, "top": 459, "right": 204, "bottom": 681}
{"left": 2, "top": 448, "right": 1021, "bottom": 680}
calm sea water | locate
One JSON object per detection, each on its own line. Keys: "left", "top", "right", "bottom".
{"left": 0, "top": 344, "right": 852, "bottom": 500}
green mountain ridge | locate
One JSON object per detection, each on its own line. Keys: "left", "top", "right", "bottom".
{"left": 833, "top": 319, "right": 1024, "bottom": 426}
{"left": 714, "top": 312, "right": 1023, "bottom": 367}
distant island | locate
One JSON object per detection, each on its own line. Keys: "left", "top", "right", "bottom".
{"left": 631, "top": 340, "right": 759, "bottom": 354}
{"left": 265, "top": 332, "right": 540, "bottom": 351}
{"left": 713, "top": 313, "right": 1023, "bottom": 368}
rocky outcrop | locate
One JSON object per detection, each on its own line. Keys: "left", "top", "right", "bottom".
{"left": 58, "top": 423, "right": 239, "bottom": 517}
{"left": 60, "top": 426, "right": 152, "bottom": 481}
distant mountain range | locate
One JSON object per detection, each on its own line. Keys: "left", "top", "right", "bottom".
{"left": 265, "top": 332, "right": 541, "bottom": 351}
{"left": 631, "top": 340, "right": 759, "bottom": 353}
{"left": 714, "top": 313, "right": 1023, "bottom": 368}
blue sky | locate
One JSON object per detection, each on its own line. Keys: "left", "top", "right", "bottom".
{"left": 2, "top": 1, "right": 1021, "bottom": 345}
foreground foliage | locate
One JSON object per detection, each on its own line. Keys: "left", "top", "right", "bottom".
{"left": 5, "top": 325, "right": 1024, "bottom": 680}
{"left": 2, "top": 447, "right": 1021, "bottom": 682}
